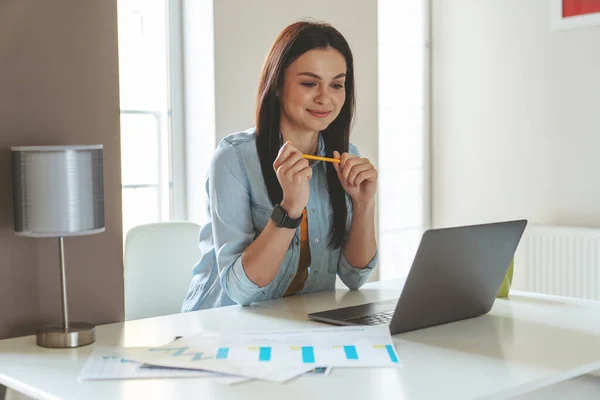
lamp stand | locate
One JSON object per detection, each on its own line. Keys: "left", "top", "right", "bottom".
{"left": 36, "top": 237, "right": 96, "bottom": 348}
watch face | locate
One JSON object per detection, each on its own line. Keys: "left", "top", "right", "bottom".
{"left": 271, "top": 205, "right": 286, "bottom": 226}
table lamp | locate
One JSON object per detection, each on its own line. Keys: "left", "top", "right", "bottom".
{"left": 11, "top": 145, "right": 105, "bottom": 348}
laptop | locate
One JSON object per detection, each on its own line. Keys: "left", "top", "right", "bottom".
{"left": 308, "top": 219, "right": 527, "bottom": 334}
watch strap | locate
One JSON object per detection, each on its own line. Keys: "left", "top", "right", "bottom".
{"left": 272, "top": 204, "right": 302, "bottom": 229}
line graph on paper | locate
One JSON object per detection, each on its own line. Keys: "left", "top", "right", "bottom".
{"left": 78, "top": 347, "right": 249, "bottom": 384}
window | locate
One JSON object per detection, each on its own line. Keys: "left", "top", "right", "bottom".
{"left": 378, "top": 0, "right": 430, "bottom": 279}
{"left": 117, "top": 0, "right": 183, "bottom": 238}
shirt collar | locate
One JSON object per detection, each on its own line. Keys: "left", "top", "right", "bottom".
{"left": 278, "top": 132, "right": 327, "bottom": 159}
{"left": 316, "top": 133, "right": 326, "bottom": 157}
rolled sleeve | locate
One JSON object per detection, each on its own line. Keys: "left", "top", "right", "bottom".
{"left": 335, "top": 149, "right": 378, "bottom": 291}
{"left": 337, "top": 250, "right": 378, "bottom": 290}
{"left": 222, "top": 256, "right": 263, "bottom": 306}
{"left": 209, "top": 140, "right": 268, "bottom": 306}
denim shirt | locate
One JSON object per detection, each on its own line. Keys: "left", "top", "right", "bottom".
{"left": 181, "top": 128, "right": 378, "bottom": 311}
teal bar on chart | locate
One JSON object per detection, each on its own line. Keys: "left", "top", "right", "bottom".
{"left": 344, "top": 345, "right": 359, "bottom": 360}
{"left": 259, "top": 347, "right": 271, "bottom": 362}
{"left": 302, "top": 346, "right": 315, "bottom": 363}
{"left": 216, "top": 348, "right": 229, "bottom": 359}
{"left": 385, "top": 345, "right": 398, "bottom": 363}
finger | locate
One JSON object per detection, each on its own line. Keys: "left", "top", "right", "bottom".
{"left": 340, "top": 153, "right": 359, "bottom": 181}
{"left": 273, "top": 142, "right": 295, "bottom": 170}
{"left": 354, "top": 169, "right": 378, "bottom": 187}
{"left": 339, "top": 152, "right": 354, "bottom": 171}
{"left": 347, "top": 162, "right": 373, "bottom": 186}
{"left": 285, "top": 156, "right": 310, "bottom": 176}
{"left": 342, "top": 157, "right": 367, "bottom": 183}
{"left": 332, "top": 151, "right": 341, "bottom": 174}
{"left": 297, "top": 165, "right": 313, "bottom": 181}
{"left": 289, "top": 164, "right": 312, "bottom": 184}
{"left": 276, "top": 152, "right": 306, "bottom": 179}
{"left": 273, "top": 141, "right": 299, "bottom": 170}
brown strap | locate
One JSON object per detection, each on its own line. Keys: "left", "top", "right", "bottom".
{"left": 284, "top": 208, "right": 311, "bottom": 296}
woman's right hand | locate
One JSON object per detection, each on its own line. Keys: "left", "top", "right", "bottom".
{"left": 273, "top": 141, "right": 311, "bottom": 219}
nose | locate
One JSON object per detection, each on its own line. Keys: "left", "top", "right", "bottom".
{"left": 314, "top": 86, "right": 332, "bottom": 106}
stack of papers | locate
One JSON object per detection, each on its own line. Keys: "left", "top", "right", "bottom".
{"left": 79, "top": 347, "right": 251, "bottom": 384}
{"left": 79, "top": 325, "right": 401, "bottom": 384}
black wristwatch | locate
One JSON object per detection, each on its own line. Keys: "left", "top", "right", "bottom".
{"left": 271, "top": 204, "right": 302, "bottom": 229}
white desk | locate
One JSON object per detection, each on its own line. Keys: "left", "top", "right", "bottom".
{"left": 1, "top": 278, "right": 600, "bottom": 400}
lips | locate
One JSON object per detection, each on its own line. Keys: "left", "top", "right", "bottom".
{"left": 307, "top": 109, "right": 331, "bottom": 118}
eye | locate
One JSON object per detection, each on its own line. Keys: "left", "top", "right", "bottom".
{"left": 301, "top": 82, "right": 317, "bottom": 88}
{"left": 331, "top": 83, "right": 344, "bottom": 90}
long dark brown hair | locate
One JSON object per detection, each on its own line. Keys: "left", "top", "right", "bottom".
{"left": 255, "top": 21, "right": 355, "bottom": 249}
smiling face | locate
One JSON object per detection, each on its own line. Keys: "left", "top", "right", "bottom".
{"left": 278, "top": 47, "right": 347, "bottom": 136}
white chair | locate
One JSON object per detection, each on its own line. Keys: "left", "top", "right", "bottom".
{"left": 124, "top": 221, "right": 202, "bottom": 320}
{"left": 1, "top": 222, "right": 202, "bottom": 400}
{"left": 4, "top": 389, "right": 34, "bottom": 400}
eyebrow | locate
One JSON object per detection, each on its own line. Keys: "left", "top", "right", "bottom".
{"left": 297, "top": 72, "right": 346, "bottom": 80}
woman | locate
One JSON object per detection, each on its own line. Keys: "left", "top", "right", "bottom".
{"left": 182, "top": 20, "right": 378, "bottom": 311}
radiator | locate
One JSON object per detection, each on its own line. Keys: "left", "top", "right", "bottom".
{"left": 512, "top": 225, "right": 600, "bottom": 301}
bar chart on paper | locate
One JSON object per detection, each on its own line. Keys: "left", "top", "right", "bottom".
{"left": 131, "top": 326, "right": 402, "bottom": 369}
{"left": 282, "top": 343, "right": 399, "bottom": 366}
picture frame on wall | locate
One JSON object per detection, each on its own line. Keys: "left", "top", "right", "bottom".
{"left": 551, "top": 0, "right": 600, "bottom": 30}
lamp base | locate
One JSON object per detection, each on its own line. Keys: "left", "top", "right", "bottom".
{"left": 36, "top": 322, "right": 95, "bottom": 348}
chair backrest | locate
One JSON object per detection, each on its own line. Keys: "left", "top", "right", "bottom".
{"left": 124, "top": 221, "right": 202, "bottom": 320}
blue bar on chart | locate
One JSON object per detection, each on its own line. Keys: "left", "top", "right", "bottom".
{"left": 343, "top": 345, "right": 359, "bottom": 360}
{"left": 259, "top": 347, "right": 272, "bottom": 362}
{"left": 385, "top": 345, "right": 399, "bottom": 363}
{"left": 216, "top": 348, "right": 229, "bottom": 360}
{"left": 301, "top": 346, "right": 315, "bottom": 363}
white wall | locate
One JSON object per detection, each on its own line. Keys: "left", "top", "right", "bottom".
{"left": 432, "top": 0, "right": 600, "bottom": 228}
{"left": 0, "top": 1, "right": 124, "bottom": 340}
{"left": 212, "top": 0, "right": 378, "bottom": 168}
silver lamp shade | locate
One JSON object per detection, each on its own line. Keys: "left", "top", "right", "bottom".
{"left": 11, "top": 145, "right": 105, "bottom": 237}
{"left": 10, "top": 144, "right": 105, "bottom": 348}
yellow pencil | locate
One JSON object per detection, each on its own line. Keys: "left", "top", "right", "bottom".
{"left": 302, "top": 154, "right": 341, "bottom": 163}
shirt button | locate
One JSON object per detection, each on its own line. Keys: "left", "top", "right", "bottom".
{"left": 289, "top": 274, "right": 294, "bottom": 278}
{"left": 311, "top": 208, "right": 315, "bottom": 212}
{"left": 314, "top": 239, "right": 319, "bottom": 244}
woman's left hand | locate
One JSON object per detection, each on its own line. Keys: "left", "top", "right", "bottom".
{"left": 333, "top": 151, "right": 378, "bottom": 206}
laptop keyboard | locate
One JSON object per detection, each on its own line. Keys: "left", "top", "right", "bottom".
{"left": 345, "top": 311, "right": 394, "bottom": 325}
